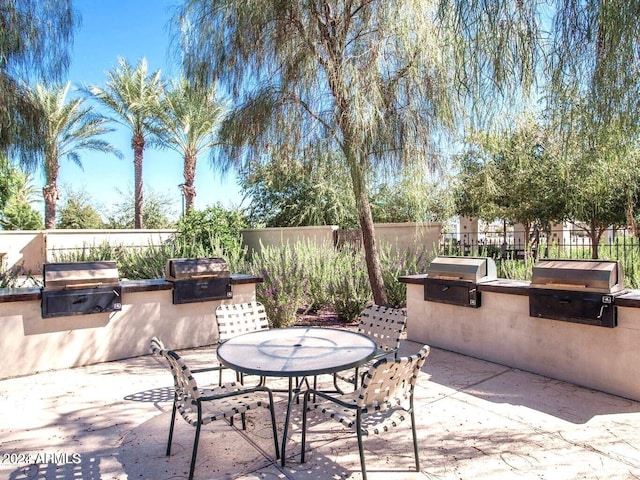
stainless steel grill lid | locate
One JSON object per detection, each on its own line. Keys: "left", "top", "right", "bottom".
{"left": 43, "top": 261, "right": 119, "bottom": 290}
{"left": 165, "top": 257, "right": 229, "bottom": 281}
{"left": 530, "top": 259, "right": 624, "bottom": 294}
{"left": 426, "top": 256, "right": 497, "bottom": 283}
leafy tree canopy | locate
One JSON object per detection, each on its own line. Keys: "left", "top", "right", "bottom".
{"left": 57, "top": 188, "right": 104, "bottom": 229}
{"left": 175, "top": 0, "right": 461, "bottom": 305}
{"left": 0, "top": 162, "right": 43, "bottom": 230}
{"left": 239, "top": 146, "right": 357, "bottom": 228}
{"left": 175, "top": 205, "right": 247, "bottom": 260}
{"left": 104, "top": 187, "right": 175, "bottom": 229}
{"left": 0, "top": 154, "right": 23, "bottom": 209}
{"left": 455, "top": 116, "right": 565, "bottom": 233}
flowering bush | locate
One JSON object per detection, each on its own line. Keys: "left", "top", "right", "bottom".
{"left": 250, "top": 243, "right": 310, "bottom": 328}
{"left": 379, "top": 242, "right": 433, "bottom": 308}
{"left": 327, "top": 251, "right": 372, "bottom": 321}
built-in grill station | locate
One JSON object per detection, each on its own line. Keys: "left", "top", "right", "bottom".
{"left": 41, "top": 261, "right": 122, "bottom": 318}
{"left": 424, "top": 256, "right": 497, "bottom": 308}
{"left": 165, "top": 257, "right": 232, "bottom": 304}
{"left": 529, "top": 259, "right": 626, "bottom": 328}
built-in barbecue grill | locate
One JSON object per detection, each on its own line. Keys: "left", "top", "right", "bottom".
{"left": 165, "top": 257, "right": 232, "bottom": 304}
{"left": 529, "top": 259, "right": 626, "bottom": 328}
{"left": 41, "top": 261, "right": 122, "bottom": 318}
{"left": 424, "top": 256, "right": 497, "bottom": 308}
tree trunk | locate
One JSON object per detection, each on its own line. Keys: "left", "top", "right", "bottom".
{"left": 357, "top": 187, "right": 388, "bottom": 306}
{"left": 132, "top": 133, "right": 145, "bottom": 229}
{"left": 321, "top": 33, "right": 387, "bottom": 305}
{"left": 183, "top": 152, "right": 197, "bottom": 212}
{"left": 42, "top": 183, "right": 58, "bottom": 230}
{"left": 347, "top": 151, "right": 388, "bottom": 306}
{"left": 589, "top": 220, "right": 600, "bottom": 259}
{"left": 43, "top": 156, "right": 59, "bottom": 229}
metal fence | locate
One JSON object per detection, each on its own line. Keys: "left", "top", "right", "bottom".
{"left": 439, "top": 229, "right": 640, "bottom": 261}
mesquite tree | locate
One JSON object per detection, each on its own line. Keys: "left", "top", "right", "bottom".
{"left": 175, "top": 0, "right": 458, "bottom": 305}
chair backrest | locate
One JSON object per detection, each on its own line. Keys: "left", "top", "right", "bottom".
{"left": 356, "top": 345, "right": 430, "bottom": 411}
{"left": 215, "top": 301, "right": 270, "bottom": 342}
{"left": 357, "top": 304, "right": 407, "bottom": 353}
{"left": 150, "top": 337, "right": 201, "bottom": 407}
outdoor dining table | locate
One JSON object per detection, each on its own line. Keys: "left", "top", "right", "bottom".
{"left": 216, "top": 326, "right": 377, "bottom": 466}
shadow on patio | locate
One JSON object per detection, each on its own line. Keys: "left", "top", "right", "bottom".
{"left": 2, "top": 340, "right": 640, "bottom": 479}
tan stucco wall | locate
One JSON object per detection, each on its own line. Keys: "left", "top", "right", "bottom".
{"left": 406, "top": 283, "right": 640, "bottom": 401}
{"left": 241, "top": 223, "right": 442, "bottom": 256}
{"left": 0, "top": 283, "right": 256, "bottom": 379}
{"left": 374, "top": 222, "right": 442, "bottom": 254}
{"left": 0, "top": 229, "right": 176, "bottom": 274}
{"left": 45, "top": 229, "right": 176, "bottom": 263}
{"left": 0, "top": 231, "right": 45, "bottom": 274}
{"left": 241, "top": 225, "right": 338, "bottom": 254}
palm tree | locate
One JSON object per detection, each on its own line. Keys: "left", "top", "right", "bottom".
{"left": 21, "top": 82, "right": 121, "bottom": 229}
{"left": 154, "top": 78, "right": 226, "bottom": 212}
{"left": 85, "top": 57, "right": 163, "bottom": 228}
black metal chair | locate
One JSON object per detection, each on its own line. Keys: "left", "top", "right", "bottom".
{"left": 302, "top": 345, "right": 430, "bottom": 480}
{"left": 150, "top": 337, "right": 279, "bottom": 480}
{"left": 334, "top": 304, "right": 407, "bottom": 392}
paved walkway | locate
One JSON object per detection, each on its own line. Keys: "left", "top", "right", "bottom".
{"left": 2, "top": 339, "right": 640, "bottom": 480}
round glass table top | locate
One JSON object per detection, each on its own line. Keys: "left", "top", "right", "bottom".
{"left": 216, "top": 327, "right": 377, "bottom": 377}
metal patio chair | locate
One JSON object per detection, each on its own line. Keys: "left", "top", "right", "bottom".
{"left": 334, "top": 304, "right": 407, "bottom": 391}
{"left": 149, "top": 337, "right": 279, "bottom": 480}
{"left": 215, "top": 301, "right": 270, "bottom": 385}
{"left": 215, "top": 300, "right": 270, "bottom": 340}
{"left": 302, "top": 345, "right": 430, "bottom": 480}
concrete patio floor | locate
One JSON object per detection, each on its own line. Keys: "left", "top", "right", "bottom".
{"left": 2, "top": 338, "right": 640, "bottom": 480}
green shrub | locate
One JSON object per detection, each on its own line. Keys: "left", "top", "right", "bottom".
{"left": 497, "top": 257, "right": 535, "bottom": 281}
{"left": 175, "top": 205, "right": 247, "bottom": 261}
{"left": 50, "top": 241, "right": 117, "bottom": 263}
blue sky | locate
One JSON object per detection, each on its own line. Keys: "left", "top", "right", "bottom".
{"left": 50, "top": 0, "right": 243, "bottom": 220}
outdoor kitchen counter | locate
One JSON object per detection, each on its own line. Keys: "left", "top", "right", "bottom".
{"left": 0, "top": 274, "right": 264, "bottom": 378}
{"left": 399, "top": 275, "right": 640, "bottom": 306}
{"left": 400, "top": 273, "right": 640, "bottom": 402}
{"left": 0, "top": 274, "right": 263, "bottom": 303}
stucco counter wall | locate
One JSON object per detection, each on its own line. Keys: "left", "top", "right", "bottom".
{"left": 401, "top": 275, "right": 640, "bottom": 402}
{"left": 0, "top": 275, "right": 262, "bottom": 379}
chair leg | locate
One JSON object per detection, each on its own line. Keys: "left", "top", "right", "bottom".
{"left": 189, "top": 422, "right": 202, "bottom": 480}
{"left": 410, "top": 408, "right": 420, "bottom": 472}
{"left": 355, "top": 411, "right": 367, "bottom": 480}
{"left": 166, "top": 397, "right": 178, "bottom": 456}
